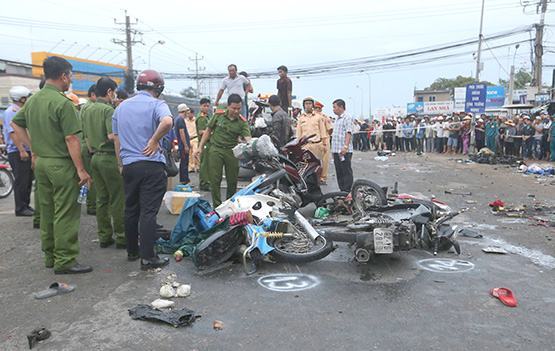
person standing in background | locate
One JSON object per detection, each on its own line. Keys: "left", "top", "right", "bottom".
{"left": 196, "top": 94, "right": 251, "bottom": 207}
{"left": 3, "top": 86, "right": 34, "bottom": 217}
{"left": 79, "top": 85, "right": 97, "bottom": 215}
{"left": 296, "top": 97, "right": 329, "bottom": 160}
{"left": 485, "top": 115, "right": 498, "bottom": 153}
{"left": 81, "top": 77, "right": 125, "bottom": 249}
{"left": 215, "top": 64, "right": 252, "bottom": 117}
{"left": 268, "top": 95, "right": 291, "bottom": 149}
{"left": 112, "top": 69, "right": 174, "bottom": 270}
{"left": 331, "top": 99, "right": 354, "bottom": 192}
{"left": 196, "top": 98, "right": 211, "bottom": 191}
{"left": 314, "top": 101, "right": 333, "bottom": 184}
{"left": 185, "top": 108, "right": 199, "bottom": 173}
{"left": 277, "top": 65, "right": 292, "bottom": 113}
{"left": 11, "top": 56, "right": 92, "bottom": 274}
{"left": 175, "top": 104, "right": 191, "bottom": 185}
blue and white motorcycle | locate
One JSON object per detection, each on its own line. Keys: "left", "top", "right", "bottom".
{"left": 193, "top": 171, "right": 334, "bottom": 274}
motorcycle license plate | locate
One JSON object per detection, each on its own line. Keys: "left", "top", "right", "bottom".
{"left": 373, "top": 228, "right": 393, "bottom": 254}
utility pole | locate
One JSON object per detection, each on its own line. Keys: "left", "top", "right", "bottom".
{"left": 188, "top": 53, "right": 205, "bottom": 97}
{"left": 471, "top": 0, "right": 486, "bottom": 154}
{"left": 533, "top": 0, "right": 548, "bottom": 91}
{"left": 474, "top": 0, "right": 486, "bottom": 83}
{"left": 113, "top": 10, "right": 143, "bottom": 94}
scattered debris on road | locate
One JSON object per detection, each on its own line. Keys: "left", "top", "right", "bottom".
{"left": 27, "top": 327, "right": 51, "bottom": 349}
{"left": 490, "top": 287, "right": 518, "bottom": 307}
{"left": 151, "top": 299, "right": 175, "bottom": 309}
{"left": 33, "top": 282, "right": 75, "bottom": 300}
{"left": 128, "top": 305, "right": 199, "bottom": 328}
{"left": 482, "top": 246, "right": 509, "bottom": 254}
{"left": 212, "top": 320, "right": 224, "bottom": 330}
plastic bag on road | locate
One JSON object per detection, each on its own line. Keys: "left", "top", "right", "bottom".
{"left": 233, "top": 134, "right": 278, "bottom": 160}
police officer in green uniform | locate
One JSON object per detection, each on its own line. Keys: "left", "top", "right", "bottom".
{"left": 80, "top": 84, "right": 97, "bottom": 215}
{"left": 81, "top": 77, "right": 126, "bottom": 249}
{"left": 197, "top": 93, "right": 251, "bottom": 207}
{"left": 196, "top": 97, "right": 211, "bottom": 191}
{"left": 11, "top": 56, "right": 93, "bottom": 274}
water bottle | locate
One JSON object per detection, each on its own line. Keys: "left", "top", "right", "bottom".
{"left": 77, "top": 185, "right": 88, "bottom": 205}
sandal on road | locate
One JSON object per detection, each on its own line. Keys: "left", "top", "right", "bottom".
{"left": 33, "top": 282, "right": 75, "bottom": 300}
{"left": 490, "top": 287, "right": 517, "bottom": 307}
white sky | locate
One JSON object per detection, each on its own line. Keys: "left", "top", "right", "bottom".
{"left": 1, "top": 0, "right": 553, "bottom": 116}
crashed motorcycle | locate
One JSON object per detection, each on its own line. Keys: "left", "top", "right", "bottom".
{"left": 314, "top": 180, "right": 462, "bottom": 263}
{"left": 193, "top": 172, "right": 333, "bottom": 274}
{"left": 236, "top": 134, "right": 324, "bottom": 208}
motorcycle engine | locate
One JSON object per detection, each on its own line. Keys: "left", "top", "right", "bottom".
{"left": 353, "top": 220, "right": 417, "bottom": 262}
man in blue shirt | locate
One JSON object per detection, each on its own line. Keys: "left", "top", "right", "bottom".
{"left": 3, "top": 86, "right": 34, "bottom": 216}
{"left": 112, "top": 69, "right": 173, "bottom": 271}
{"left": 402, "top": 116, "right": 414, "bottom": 152}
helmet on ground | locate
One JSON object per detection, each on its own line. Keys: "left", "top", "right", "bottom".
{"left": 9, "top": 86, "right": 31, "bottom": 102}
{"left": 136, "top": 69, "right": 165, "bottom": 94}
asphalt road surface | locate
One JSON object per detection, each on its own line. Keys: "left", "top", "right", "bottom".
{"left": 1, "top": 152, "right": 554, "bottom": 350}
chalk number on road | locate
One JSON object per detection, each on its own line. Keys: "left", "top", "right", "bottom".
{"left": 417, "top": 258, "right": 475, "bottom": 273}
{"left": 257, "top": 273, "right": 320, "bottom": 292}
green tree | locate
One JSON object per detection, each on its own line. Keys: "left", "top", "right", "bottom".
{"left": 498, "top": 68, "right": 533, "bottom": 89}
{"left": 425, "top": 75, "right": 493, "bottom": 90}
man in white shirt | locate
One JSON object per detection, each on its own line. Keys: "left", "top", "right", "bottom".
{"left": 434, "top": 116, "right": 444, "bottom": 152}
{"left": 215, "top": 64, "right": 253, "bottom": 116}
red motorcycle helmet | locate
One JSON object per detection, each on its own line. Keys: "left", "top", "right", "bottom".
{"left": 136, "top": 69, "right": 165, "bottom": 95}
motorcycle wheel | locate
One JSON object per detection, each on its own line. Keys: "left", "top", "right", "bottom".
{"left": 351, "top": 179, "right": 387, "bottom": 215}
{"left": 0, "top": 169, "right": 14, "bottom": 199}
{"left": 270, "top": 234, "right": 333, "bottom": 263}
{"left": 316, "top": 191, "right": 350, "bottom": 215}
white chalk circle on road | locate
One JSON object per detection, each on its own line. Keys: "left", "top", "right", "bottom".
{"left": 417, "top": 258, "right": 475, "bottom": 273}
{"left": 257, "top": 273, "right": 320, "bottom": 292}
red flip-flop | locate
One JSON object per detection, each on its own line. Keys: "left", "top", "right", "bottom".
{"left": 490, "top": 287, "right": 517, "bottom": 307}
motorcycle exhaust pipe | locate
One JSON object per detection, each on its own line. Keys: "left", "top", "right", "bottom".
{"left": 294, "top": 211, "right": 320, "bottom": 241}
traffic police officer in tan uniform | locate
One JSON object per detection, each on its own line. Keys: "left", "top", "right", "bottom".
{"left": 296, "top": 97, "right": 329, "bottom": 160}
{"left": 314, "top": 101, "right": 333, "bottom": 184}
{"left": 11, "top": 56, "right": 93, "bottom": 274}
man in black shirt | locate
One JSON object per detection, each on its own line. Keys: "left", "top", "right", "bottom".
{"left": 276, "top": 65, "right": 292, "bottom": 112}
{"left": 175, "top": 104, "right": 190, "bottom": 184}
{"left": 521, "top": 116, "right": 535, "bottom": 159}
{"left": 268, "top": 95, "right": 291, "bottom": 148}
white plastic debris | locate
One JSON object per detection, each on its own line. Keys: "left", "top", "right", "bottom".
{"left": 160, "top": 284, "right": 176, "bottom": 298}
{"left": 176, "top": 284, "right": 191, "bottom": 298}
{"left": 151, "top": 299, "right": 175, "bottom": 309}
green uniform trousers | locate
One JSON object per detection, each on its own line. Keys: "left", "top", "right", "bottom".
{"left": 33, "top": 180, "right": 40, "bottom": 227}
{"left": 91, "top": 153, "right": 125, "bottom": 245}
{"left": 81, "top": 144, "right": 96, "bottom": 211}
{"left": 208, "top": 146, "right": 239, "bottom": 207}
{"left": 35, "top": 157, "right": 81, "bottom": 270}
{"left": 199, "top": 143, "right": 210, "bottom": 190}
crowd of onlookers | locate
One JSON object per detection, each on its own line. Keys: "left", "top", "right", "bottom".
{"left": 349, "top": 112, "right": 555, "bottom": 161}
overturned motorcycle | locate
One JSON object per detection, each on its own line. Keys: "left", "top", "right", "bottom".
{"left": 192, "top": 173, "right": 333, "bottom": 275}
{"left": 314, "top": 179, "right": 464, "bottom": 263}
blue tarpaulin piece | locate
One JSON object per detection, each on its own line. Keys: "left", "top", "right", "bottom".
{"left": 156, "top": 197, "right": 214, "bottom": 255}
